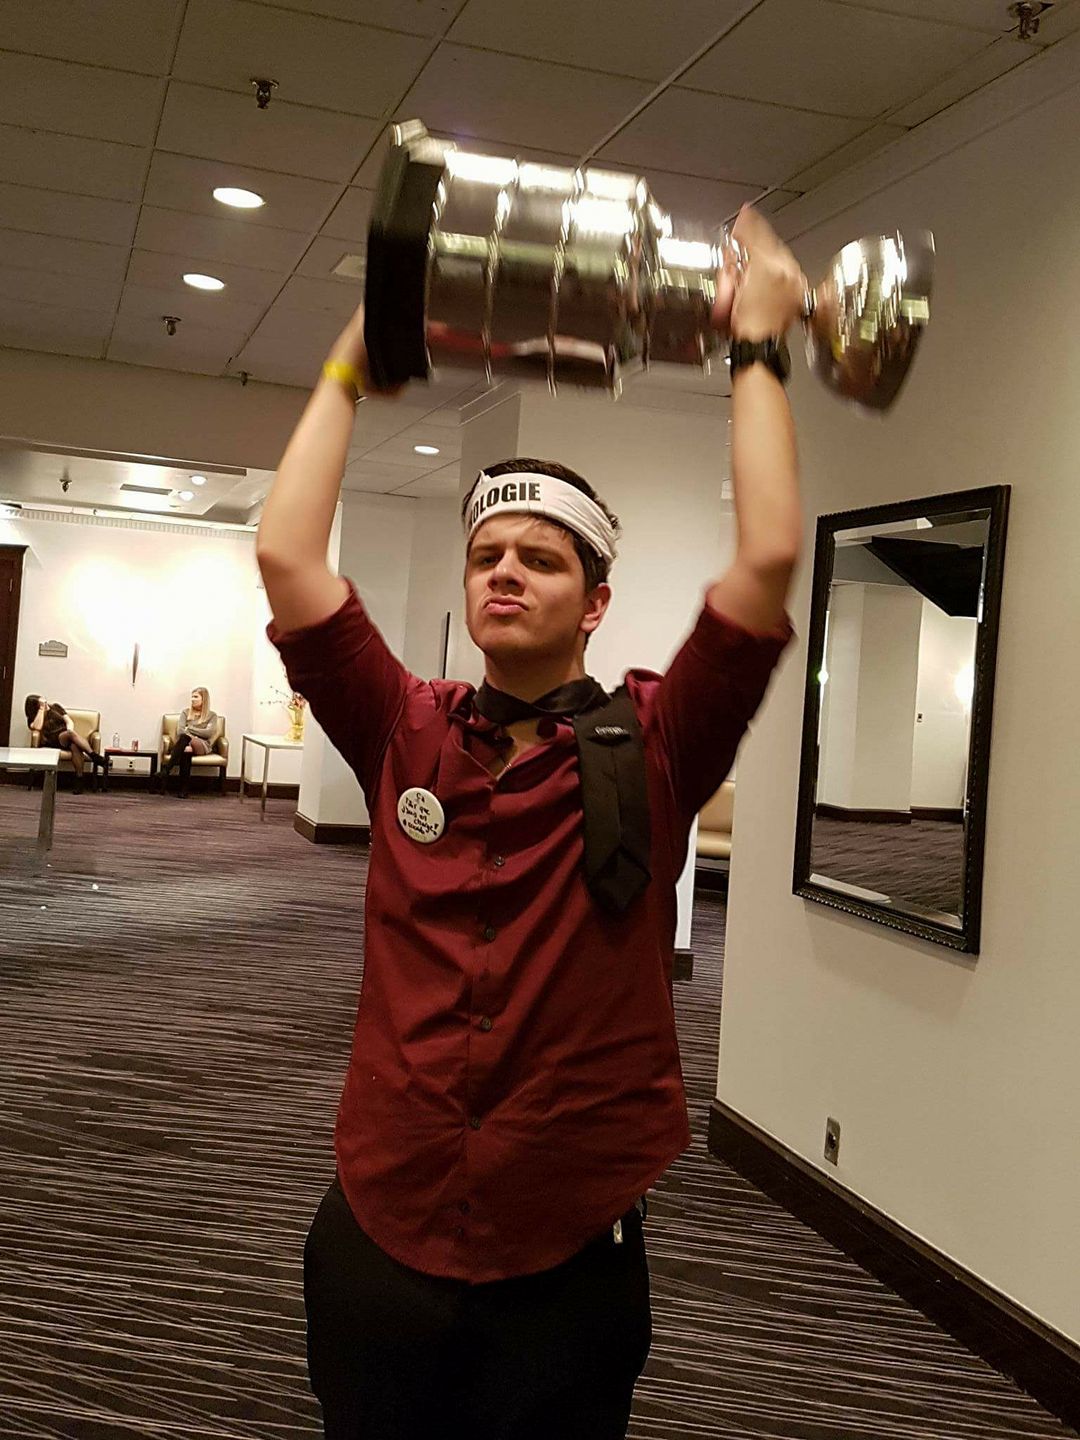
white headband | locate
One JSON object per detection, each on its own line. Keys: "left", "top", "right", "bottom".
{"left": 464, "top": 471, "right": 618, "bottom": 565}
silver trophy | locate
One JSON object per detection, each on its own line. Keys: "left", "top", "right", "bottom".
{"left": 364, "top": 120, "right": 933, "bottom": 411}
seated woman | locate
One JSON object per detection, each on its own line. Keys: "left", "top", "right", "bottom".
{"left": 160, "top": 686, "right": 218, "bottom": 797}
{"left": 25, "top": 695, "right": 105, "bottom": 793}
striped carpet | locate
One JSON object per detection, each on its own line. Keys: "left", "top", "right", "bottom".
{"left": 0, "top": 785, "right": 1071, "bottom": 1440}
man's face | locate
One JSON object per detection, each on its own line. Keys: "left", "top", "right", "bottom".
{"left": 464, "top": 514, "right": 609, "bottom": 665}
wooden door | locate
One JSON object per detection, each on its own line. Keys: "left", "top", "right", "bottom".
{"left": 0, "top": 546, "right": 27, "bottom": 744}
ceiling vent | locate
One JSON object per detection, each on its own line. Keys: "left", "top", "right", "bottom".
{"left": 120, "top": 483, "right": 172, "bottom": 497}
{"left": 332, "top": 253, "right": 367, "bottom": 280}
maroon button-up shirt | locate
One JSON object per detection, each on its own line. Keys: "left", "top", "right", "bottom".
{"left": 271, "top": 583, "right": 790, "bottom": 1282}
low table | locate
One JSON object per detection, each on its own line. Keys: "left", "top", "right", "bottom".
{"left": 240, "top": 733, "right": 303, "bottom": 821}
{"left": 103, "top": 747, "right": 158, "bottom": 790}
{"left": 0, "top": 747, "right": 59, "bottom": 853}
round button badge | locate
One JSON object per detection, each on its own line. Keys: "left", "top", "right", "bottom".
{"left": 397, "top": 787, "right": 446, "bottom": 844}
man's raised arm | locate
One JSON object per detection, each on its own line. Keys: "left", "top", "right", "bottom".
{"left": 256, "top": 305, "right": 400, "bottom": 634}
{"left": 706, "top": 207, "right": 805, "bottom": 635}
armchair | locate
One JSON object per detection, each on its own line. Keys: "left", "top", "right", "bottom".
{"left": 28, "top": 707, "right": 102, "bottom": 787}
{"left": 160, "top": 713, "right": 229, "bottom": 793}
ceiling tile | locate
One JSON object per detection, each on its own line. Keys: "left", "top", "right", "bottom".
{"left": 262, "top": 0, "right": 458, "bottom": 38}
{"left": 158, "top": 82, "right": 379, "bottom": 183}
{"left": 0, "top": 183, "right": 138, "bottom": 247}
{"left": 783, "top": 122, "right": 907, "bottom": 190}
{"left": 107, "top": 313, "right": 244, "bottom": 376}
{"left": 0, "top": 125, "right": 146, "bottom": 202}
{"left": 233, "top": 304, "right": 348, "bottom": 386}
{"left": 144, "top": 152, "right": 340, "bottom": 232}
{"left": 682, "top": 0, "right": 991, "bottom": 120}
{"left": 0, "top": 229, "right": 129, "bottom": 283}
{"left": 117, "top": 281, "right": 268, "bottom": 335}
{"left": 296, "top": 234, "right": 367, "bottom": 283}
{"left": 829, "top": 0, "right": 1024, "bottom": 32}
{"left": 0, "top": 297, "right": 113, "bottom": 359}
{"left": 0, "top": 263, "right": 124, "bottom": 314}
{"left": 342, "top": 461, "right": 420, "bottom": 494}
{"left": 448, "top": 0, "right": 746, "bottom": 81}
{"left": 174, "top": 0, "right": 429, "bottom": 116}
{"left": 599, "top": 88, "right": 863, "bottom": 188}
{"left": 0, "top": 54, "right": 165, "bottom": 146}
{"left": 889, "top": 36, "right": 1037, "bottom": 126}
{"left": 364, "top": 433, "right": 460, "bottom": 466}
{"left": 1039, "top": 0, "right": 1080, "bottom": 39}
{"left": 127, "top": 247, "right": 286, "bottom": 306}
{"left": 387, "top": 464, "right": 461, "bottom": 498}
{"left": 322, "top": 188, "right": 376, "bottom": 243}
{"left": 395, "top": 44, "right": 653, "bottom": 154}
{"left": 275, "top": 273, "right": 361, "bottom": 320}
{"left": 0, "top": 0, "right": 183, "bottom": 73}
{"left": 135, "top": 205, "right": 311, "bottom": 273}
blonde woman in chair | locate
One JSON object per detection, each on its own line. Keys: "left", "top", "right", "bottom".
{"left": 161, "top": 687, "right": 217, "bottom": 798}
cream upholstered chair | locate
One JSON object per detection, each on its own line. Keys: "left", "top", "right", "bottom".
{"left": 696, "top": 781, "right": 735, "bottom": 862}
{"left": 28, "top": 707, "right": 102, "bottom": 784}
{"left": 160, "top": 713, "right": 229, "bottom": 793}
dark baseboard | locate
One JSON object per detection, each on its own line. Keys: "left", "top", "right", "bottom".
{"left": 673, "top": 948, "right": 693, "bottom": 982}
{"left": 911, "top": 806, "right": 965, "bottom": 823}
{"left": 708, "top": 1099, "right": 1080, "bottom": 1429}
{"left": 694, "top": 859, "right": 730, "bottom": 894}
{"left": 294, "top": 812, "right": 371, "bottom": 846}
{"left": 815, "top": 803, "right": 912, "bottom": 824}
{"left": 234, "top": 778, "right": 299, "bottom": 799}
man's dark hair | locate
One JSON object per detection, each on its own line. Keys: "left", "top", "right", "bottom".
{"left": 461, "top": 458, "right": 620, "bottom": 592}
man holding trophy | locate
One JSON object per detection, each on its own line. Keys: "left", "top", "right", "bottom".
{"left": 256, "top": 194, "right": 804, "bottom": 1439}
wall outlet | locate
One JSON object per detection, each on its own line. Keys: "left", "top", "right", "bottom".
{"left": 824, "top": 1116, "right": 841, "bottom": 1165}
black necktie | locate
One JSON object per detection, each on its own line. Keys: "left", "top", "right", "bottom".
{"left": 473, "top": 678, "right": 652, "bottom": 915}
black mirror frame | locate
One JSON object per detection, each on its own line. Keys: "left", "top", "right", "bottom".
{"left": 792, "top": 485, "right": 1011, "bottom": 955}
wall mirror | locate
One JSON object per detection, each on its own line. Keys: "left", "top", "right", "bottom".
{"left": 793, "top": 486, "right": 1010, "bottom": 953}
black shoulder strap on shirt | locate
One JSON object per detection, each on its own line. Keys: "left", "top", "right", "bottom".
{"left": 572, "top": 685, "right": 652, "bottom": 915}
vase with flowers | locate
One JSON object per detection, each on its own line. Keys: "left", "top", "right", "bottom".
{"left": 270, "top": 685, "right": 308, "bottom": 742}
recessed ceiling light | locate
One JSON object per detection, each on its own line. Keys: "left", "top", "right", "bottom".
{"left": 190, "top": 474, "right": 207, "bottom": 486}
{"left": 178, "top": 490, "right": 195, "bottom": 501}
{"left": 213, "top": 186, "right": 264, "bottom": 209}
{"left": 184, "top": 273, "right": 225, "bottom": 291}
{"left": 414, "top": 444, "right": 440, "bottom": 456}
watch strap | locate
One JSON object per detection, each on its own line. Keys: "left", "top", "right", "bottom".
{"left": 729, "top": 336, "right": 791, "bottom": 383}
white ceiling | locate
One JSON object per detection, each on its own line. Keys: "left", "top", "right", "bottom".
{"left": 1, "top": 0, "right": 1077, "bottom": 514}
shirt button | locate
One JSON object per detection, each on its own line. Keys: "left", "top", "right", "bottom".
{"left": 479, "top": 1016, "right": 493, "bottom": 1032}
{"left": 455, "top": 1225, "right": 466, "bottom": 1239}
{"left": 482, "top": 924, "right": 497, "bottom": 942}
{"left": 492, "top": 854, "right": 506, "bottom": 868}
{"left": 459, "top": 1200, "right": 471, "bottom": 1214}
{"left": 469, "top": 1115, "right": 482, "bottom": 1130}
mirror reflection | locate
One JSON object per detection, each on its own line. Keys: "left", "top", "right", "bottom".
{"left": 794, "top": 487, "right": 1009, "bottom": 952}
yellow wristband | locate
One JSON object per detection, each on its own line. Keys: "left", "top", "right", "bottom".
{"left": 322, "top": 359, "right": 365, "bottom": 400}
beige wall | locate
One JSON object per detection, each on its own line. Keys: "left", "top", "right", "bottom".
{"left": 719, "top": 70, "right": 1080, "bottom": 1341}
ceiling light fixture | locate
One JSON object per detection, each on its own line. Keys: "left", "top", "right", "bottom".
{"left": 178, "top": 490, "right": 195, "bottom": 501}
{"left": 184, "top": 273, "right": 225, "bottom": 291}
{"left": 414, "top": 444, "right": 440, "bottom": 456}
{"left": 190, "top": 474, "right": 207, "bottom": 486}
{"left": 213, "top": 186, "right": 265, "bottom": 209}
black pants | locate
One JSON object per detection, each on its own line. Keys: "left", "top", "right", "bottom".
{"left": 304, "top": 1178, "right": 652, "bottom": 1440}
{"left": 162, "top": 732, "right": 196, "bottom": 783}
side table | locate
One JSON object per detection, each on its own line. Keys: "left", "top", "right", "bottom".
{"left": 240, "top": 733, "right": 303, "bottom": 820}
{"left": 103, "top": 748, "right": 159, "bottom": 791}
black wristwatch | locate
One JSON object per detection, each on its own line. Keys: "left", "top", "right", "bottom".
{"left": 728, "top": 336, "right": 791, "bottom": 384}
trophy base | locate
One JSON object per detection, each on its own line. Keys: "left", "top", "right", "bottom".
{"left": 364, "top": 136, "right": 443, "bottom": 391}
